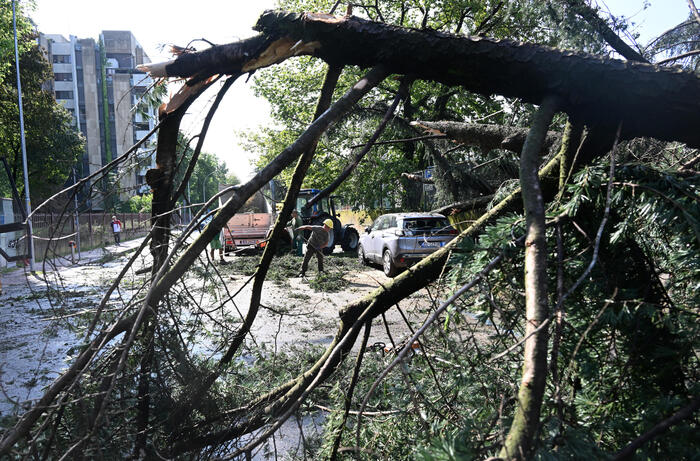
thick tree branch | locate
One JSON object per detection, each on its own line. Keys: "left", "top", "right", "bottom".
{"left": 657, "top": 49, "right": 700, "bottom": 65}
{"left": 500, "top": 95, "right": 559, "bottom": 460}
{"left": 411, "top": 120, "right": 560, "bottom": 154}
{"left": 431, "top": 195, "right": 494, "bottom": 215}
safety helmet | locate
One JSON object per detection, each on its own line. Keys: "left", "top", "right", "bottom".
{"left": 323, "top": 218, "right": 334, "bottom": 229}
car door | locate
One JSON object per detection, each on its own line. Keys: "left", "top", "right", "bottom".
{"left": 381, "top": 215, "right": 398, "bottom": 257}
{"left": 367, "top": 216, "right": 386, "bottom": 262}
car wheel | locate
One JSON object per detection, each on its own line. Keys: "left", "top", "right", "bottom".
{"left": 341, "top": 227, "right": 359, "bottom": 252}
{"left": 358, "top": 244, "right": 367, "bottom": 266}
{"left": 383, "top": 249, "right": 397, "bottom": 277}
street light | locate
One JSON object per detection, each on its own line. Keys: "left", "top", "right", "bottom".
{"left": 12, "top": 0, "right": 35, "bottom": 271}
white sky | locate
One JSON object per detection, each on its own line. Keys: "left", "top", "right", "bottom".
{"left": 29, "top": 0, "right": 692, "bottom": 181}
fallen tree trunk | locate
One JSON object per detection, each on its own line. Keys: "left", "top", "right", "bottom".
{"left": 141, "top": 11, "right": 700, "bottom": 148}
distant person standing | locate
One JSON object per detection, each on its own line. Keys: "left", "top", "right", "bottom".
{"left": 210, "top": 228, "right": 226, "bottom": 263}
{"left": 297, "top": 219, "right": 333, "bottom": 277}
{"left": 111, "top": 215, "right": 122, "bottom": 246}
{"left": 287, "top": 209, "right": 303, "bottom": 256}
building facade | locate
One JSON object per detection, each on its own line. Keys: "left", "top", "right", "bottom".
{"left": 38, "top": 31, "right": 157, "bottom": 209}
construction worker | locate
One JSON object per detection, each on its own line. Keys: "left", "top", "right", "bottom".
{"left": 297, "top": 218, "right": 333, "bottom": 277}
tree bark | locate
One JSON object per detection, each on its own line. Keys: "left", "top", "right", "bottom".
{"left": 143, "top": 11, "right": 700, "bottom": 148}
{"left": 500, "top": 95, "right": 559, "bottom": 460}
{"left": 558, "top": 122, "right": 584, "bottom": 190}
{"left": 431, "top": 195, "right": 494, "bottom": 215}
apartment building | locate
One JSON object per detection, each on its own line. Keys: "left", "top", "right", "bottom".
{"left": 39, "top": 31, "right": 157, "bottom": 209}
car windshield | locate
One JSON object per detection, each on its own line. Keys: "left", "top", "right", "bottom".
{"left": 403, "top": 218, "right": 450, "bottom": 232}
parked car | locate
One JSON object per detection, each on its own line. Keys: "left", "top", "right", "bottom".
{"left": 357, "top": 212, "right": 458, "bottom": 276}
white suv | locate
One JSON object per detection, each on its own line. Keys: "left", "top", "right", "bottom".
{"left": 358, "top": 213, "right": 457, "bottom": 276}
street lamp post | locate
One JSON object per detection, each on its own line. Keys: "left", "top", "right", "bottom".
{"left": 12, "top": 0, "right": 35, "bottom": 271}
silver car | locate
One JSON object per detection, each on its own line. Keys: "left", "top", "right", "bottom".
{"left": 358, "top": 212, "right": 458, "bottom": 276}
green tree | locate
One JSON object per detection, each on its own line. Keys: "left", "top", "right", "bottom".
{"left": 0, "top": 0, "right": 33, "bottom": 87}
{"left": 127, "top": 192, "right": 152, "bottom": 213}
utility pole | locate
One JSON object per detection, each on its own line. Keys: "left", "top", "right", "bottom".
{"left": 12, "top": 0, "right": 35, "bottom": 271}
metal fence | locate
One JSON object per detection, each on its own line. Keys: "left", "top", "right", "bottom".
{"left": 30, "top": 212, "right": 157, "bottom": 261}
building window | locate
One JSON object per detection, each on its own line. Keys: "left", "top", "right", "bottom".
{"left": 55, "top": 73, "right": 73, "bottom": 82}
{"left": 53, "top": 54, "right": 71, "bottom": 64}
{"left": 55, "top": 90, "right": 74, "bottom": 100}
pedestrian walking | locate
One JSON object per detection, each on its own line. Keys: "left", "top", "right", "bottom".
{"left": 110, "top": 215, "right": 122, "bottom": 246}
{"left": 297, "top": 219, "right": 333, "bottom": 277}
